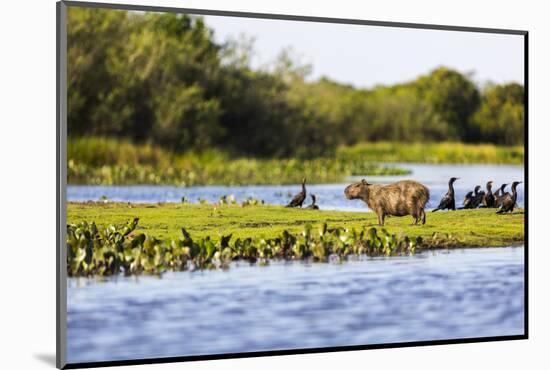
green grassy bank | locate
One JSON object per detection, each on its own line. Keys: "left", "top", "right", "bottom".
{"left": 338, "top": 142, "right": 524, "bottom": 165}
{"left": 67, "top": 202, "right": 524, "bottom": 276}
{"left": 67, "top": 137, "right": 408, "bottom": 186}
{"left": 68, "top": 202, "right": 524, "bottom": 247}
{"left": 67, "top": 138, "right": 523, "bottom": 186}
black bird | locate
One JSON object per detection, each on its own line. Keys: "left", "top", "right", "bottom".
{"left": 497, "top": 181, "right": 522, "bottom": 214}
{"left": 495, "top": 183, "right": 508, "bottom": 207}
{"left": 432, "top": 177, "right": 459, "bottom": 212}
{"left": 472, "top": 185, "right": 485, "bottom": 208}
{"left": 462, "top": 191, "right": 476, "bottom": 209}
{"left": 494, "top": 183, "right": 504, "bottom": 198}
{"left": 305, "top": 194, "right": 319, "bottom": 210}
{"left": 482, "top": 181, "right": 496, "bottom": 208}
{"left": 286, "top": 178, "right": 307, "bottom": 208}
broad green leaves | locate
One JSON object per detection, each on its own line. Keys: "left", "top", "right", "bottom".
{"left": 67, "top": 219, "right": 425, "bottom": 277}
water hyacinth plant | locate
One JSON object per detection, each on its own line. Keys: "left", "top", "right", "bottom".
{"left": 66, "top": 218, "right": 426, "bottom": 277}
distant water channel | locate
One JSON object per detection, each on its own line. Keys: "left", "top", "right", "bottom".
{"left": 67, "top": 246, "right": 525, "bottom": 363}
{"left": 68, "top": 163, "right": 524, "bottom": 211}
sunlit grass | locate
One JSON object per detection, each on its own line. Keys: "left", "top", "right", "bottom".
{"left": 338, "top": 141, "right": 524, "bottom": 165}
{"left": 68, "top": 202, "right": 524, "bottom": 247}
{"left": 67, "top": 137, "right": 409, "bottom": 185}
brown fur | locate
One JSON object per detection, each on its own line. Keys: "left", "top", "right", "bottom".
{"left": 344, "top": 179, "right": 430, "bottom": 226}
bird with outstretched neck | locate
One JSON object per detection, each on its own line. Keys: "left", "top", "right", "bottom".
{"left": 483, "top": 181, "right": 496, "bottom": 208}
{"left": 495, "top": 183, "right": 508, "bottom": 207}
{"left": 305, "top": 194, "right": 319, "bottom": 210}
{"left": 497, "top": 181, "right": 522, "bottom": 214}
{"left": 286, "top": 178, "right": 307, "bottom": 208}
{"left": 432, "top": 177, "right": 458, "bottom": 212}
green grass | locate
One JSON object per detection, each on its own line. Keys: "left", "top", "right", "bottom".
{"left": 68, "top": 202, "right": 524, "bottom": 248}
{"left": 68, "top": 137, "right": 409, "bottom": 186}
{"left": 338, "top": 141, "right": 524, "bottom": 165}
{"left": 68, "top": 138, "right": 524, "bottom": 186}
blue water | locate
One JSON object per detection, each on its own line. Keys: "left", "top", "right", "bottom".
{"left": 67, "top": 246, "right": 525, "bottom": 364}
{"left": 68, "top": 163, "right": 524, "bottom": 211}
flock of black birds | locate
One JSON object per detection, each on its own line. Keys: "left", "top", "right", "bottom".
{"left": 286, "top": 177, "right": 522, "bottom": 214}
{"left": 432, "top": 177, "right": 522, "bottom": 214}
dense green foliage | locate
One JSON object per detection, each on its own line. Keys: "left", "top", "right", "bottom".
{"left": 67, "top": 137, "right": 408, "bottom": 185}
{"left": 68, "top": 8, "right": 525, "bottom": 161}
{"left": 473, "top": 83, "right": 525, "bottom": 145}
{"left": 67, "top": 204, "right": 525, "bottom": 276}
{"left": 67, "top": 218, "right": 421, "bottom": 276}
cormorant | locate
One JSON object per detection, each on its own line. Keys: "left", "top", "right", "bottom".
{"left": 495, "top": 183, "right": 508, "bottom": 207}
{"left": 482, "top": 181, "right": 496, "bottom": 208}
{"left": 432, "top": 177, "right": 458, "bottom": 212}
{"left": 462, "top": 191, "right": 475, "bottom": 209}
{"left": 472, "top": 185, "right": 485, "bottom": 208}
{"left": 286, "top": 178, "right": 307, "bottom": 208}
{"left": 497, "top": 181, "right": 522, "bottom": 214}
{"left": 305, "top": 194, "right": 319, "bottom": 210}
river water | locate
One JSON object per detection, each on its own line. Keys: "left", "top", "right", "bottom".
{"left": 67, "top": 246, "right": 525, "bottom": 363}
{"left": 68, "top": 163, "right": 524, "bottom": 211}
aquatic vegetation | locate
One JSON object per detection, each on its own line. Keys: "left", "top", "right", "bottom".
{"left": 68, "top": 137, "right": 409, "bottom": 186}
{"left": 338, "top": 142, "right": 524, "bottom": 165}
{"left": 240, "top": 196, "right": 264, "bottom": 207}
{"left": 68, "top": 138, "right": 522, "bottom": 186}
{"left": 67, "top": 218, "right": 427, "bottom": 276}
{"left": 66, "top": 201, "right": 525, "bottom": 277}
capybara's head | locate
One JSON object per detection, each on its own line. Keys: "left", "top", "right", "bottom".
{"left": 344, "top": 179, "right": 371, "bottom": 200}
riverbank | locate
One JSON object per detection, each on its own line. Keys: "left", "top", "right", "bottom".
{"left": 67, "top": 202, "right": 524, "bottom": 276}
{"left": 339, "top": 142, "right": 524, "bottom": 165}
{"left": 67, "top": 138, "right": 523, "bottom": 186}
{"left": 68, "top": 202, "right": 524, "bottom": 243}
{"left": 67, "top": 137, "right": 409, "bottom": 186}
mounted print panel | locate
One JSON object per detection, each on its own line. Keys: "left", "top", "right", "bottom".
{"left": 57, "top": 1, "right": 527, "bottom": 368}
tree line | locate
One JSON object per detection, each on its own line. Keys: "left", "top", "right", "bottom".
{"left": 67, "top": 8, "right": 525, "bottom": 159}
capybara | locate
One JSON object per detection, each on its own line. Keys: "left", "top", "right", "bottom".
{"left": 344, "top": 179, "right": 430, "bottom": 226}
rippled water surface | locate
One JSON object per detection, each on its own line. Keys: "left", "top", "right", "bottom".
{"left": 68, "top": 163, "right": 524, "bottom": 211}
{"left": 67, "top": 246, "right": 525, "bottom": 364}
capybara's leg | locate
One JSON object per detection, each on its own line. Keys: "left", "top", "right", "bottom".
{"left": 412, "top": 210, "right": 420, "bottom": 225}
{"left": 378, "top": 212, "right": 385, "bottom": 226}
{"left": 421, "top": 209, "right": 426, "bottom": 225}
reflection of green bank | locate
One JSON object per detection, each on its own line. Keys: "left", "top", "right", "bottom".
{"left": 67, "top": 138, "right": 524, "bottom": 186}
{"left": 68, "top": 202, "right": 524, "bottom": 249}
